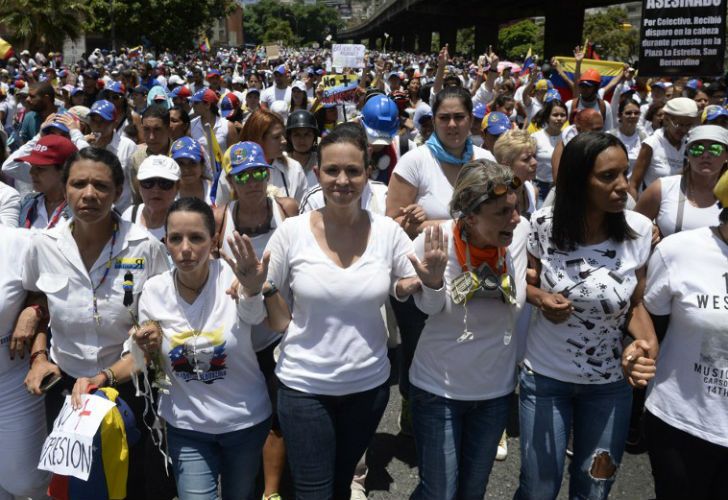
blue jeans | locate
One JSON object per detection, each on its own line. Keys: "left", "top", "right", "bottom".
{"left": 390, "top": 295, "right": 428, "bottom": 400}
{"left": 410, "top": 385, "right": 510, "bottom": 500}
{"left": 277, "top": 382, "right": 390, "bottom": 500}
{"left": 515, "top": 367, "right": 632, "bottom": 500}
{"left": 167, "top": 419, "right": 271, "bottom": 500}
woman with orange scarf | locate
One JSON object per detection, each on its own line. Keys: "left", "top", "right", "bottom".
{"left": 407, "top": 159, "right": 527, "bottom": 499}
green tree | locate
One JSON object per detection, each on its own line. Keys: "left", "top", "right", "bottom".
{"left": 457, "top": 27, "right": 474, "bottom": 56}
{"left": 498, "top": 19, "right": 543, "bottom": 60}
{"left": 263, "top": 18, "right": 296, "bottom": 45}
{"left": 85, "top": 0, "right": 233, "bottom": 50}
{"left": 245, "top": 0, "right": 344, "bottom": 46}
{"left": 583, "top": 7, "right": 639, "bottom": 61}
{"left": 0, "top": 0, "right": 90, "bottom": 51}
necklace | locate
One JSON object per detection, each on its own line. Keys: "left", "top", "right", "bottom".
{"left": 175, "top": 270, "right": 209, "bottom": 296}
{"left": 173, "top": 268, "right": 213, "bottom": 380}
{"left": 234, "top": 199, "right": 272, "bottom": 236}
{"left": 72, "top": 221, "right": 119, "bottom": 325}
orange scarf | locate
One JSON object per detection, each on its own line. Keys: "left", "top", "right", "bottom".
{"left": 453, "top": 222, "right": 506, "bottom": 274}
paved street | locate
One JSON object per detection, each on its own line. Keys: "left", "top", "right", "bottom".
{"left": 363, "top": 354, "right": 655, "bottom": 500}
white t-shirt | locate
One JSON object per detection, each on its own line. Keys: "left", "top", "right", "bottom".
{"left": 121, "top": 204, "right": 166, "bottom": 241}
{"left": 0, "top": 227, "right": 30, "bottom": 375}
{"left": 641, "top": 128, "right": 686, "bottom": 189}
{"left": 0, "top": 181, "right": 19, "bottom": 227}
{"left": 220, "top": 197, "right": 285, "bottom": 352}
{"left": 532, "top": 129, "right": 559, "bottom": 183}
{"left": 608, "top": 128, "right": 644, "bottom": 176}
{"left": 391, "top": 144, "right": 495, "bottom": 221}
{"left": 22, "top": 220, "right": 169, "bottom": 378}
{"left": 138, "top": 260, "right": 271, "bottom": 434}
{"left": 265, "top": 211, "right": 415, "bottom": 395}
{"left": 561, "top": 124, "right": 579, "bottom": 147}
{"left": 644, "top": 227, "right": 728, "bottom": 447}
{"left": 524, "top": 206, "right": 652, "bottom": 384}
{"left": 566, "top": 97, "right": 613, "bottom": 131}
{"left": 267, "top": 156, "right": 309, "bottom": 203}
{"left": 656, "top": 175, "right": 721, "bottom": 238}
{"left": 410, "top": 220, "right": 526, "bottom": 400}
{"left": 260, "top": 86, "right": 292, "bottom": 109}
{"left": 190, "top": 115, "right": 231, "bottom": 156}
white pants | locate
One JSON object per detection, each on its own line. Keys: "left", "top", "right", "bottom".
{"left": 0, "top": 367, "right": 50, "bottom": 500}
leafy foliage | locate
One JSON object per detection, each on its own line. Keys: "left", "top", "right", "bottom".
{"left": 0, "top": 0, "right": 90, "bottom": 50}
{"left": 84, "top": 0, "right": 233, "bottom": 50}
{"left": 498, "top": 20, "right": 543, "bottom": 61}
{"left": 583, "top": 7, "right": 639, "bottom": 62}
{"left": 244, "top": 0, "right": 344, "bottom": 46}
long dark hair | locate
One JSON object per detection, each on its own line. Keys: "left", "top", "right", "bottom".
{"left": 432, "top": 86, "right": 473, "bottom": 116}
{"left": 319, "top": 122, "right": 369, "bottom": 167}
{"left": 535, "top": 99, "right": 567, "bottom": 129}
{"left": 166, "top": 197, "right": 215, "bottom": 237}
{"left": 552, "top": 132, "right": 636, "bottom": 250}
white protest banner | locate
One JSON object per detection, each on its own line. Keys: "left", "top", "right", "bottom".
{"left": 38, "top": 394, "right": 115, "bottom": 481}
{"left": 265, "top": 45, "right": 281, "bottom": 61}
{"left": 332, "top": 44, "right": 366, "bottom": 69}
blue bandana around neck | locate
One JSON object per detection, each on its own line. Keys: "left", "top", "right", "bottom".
{"left": 426, "top": 133, "right": 474, "bottom": 165}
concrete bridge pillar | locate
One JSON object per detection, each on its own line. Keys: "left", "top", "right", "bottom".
{"left": 417, "top": 29, "right": 433, "bottom": 53}
{"left": 439, "top": 25, "right": 457, "bottom": 54}
{"left": 474, "top": 20, "right": 499, "bottom": 56}
{"left": 403, "top": 32, "right": 416, "bottom": 53}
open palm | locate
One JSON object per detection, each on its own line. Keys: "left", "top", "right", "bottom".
{"left": 409, "top": 225, "right": 448, "bottom": 290}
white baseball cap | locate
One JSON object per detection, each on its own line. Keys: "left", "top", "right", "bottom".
{"left": 138, "top": 155, "right": 181, "bottom": 181}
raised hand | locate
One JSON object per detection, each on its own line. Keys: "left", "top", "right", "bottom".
{"left": 574, "top": 45, "right": 585, "bottom": 62}
{"left": 221, "top": 231, "right": 270, "bottom": 297}
{"left": 437, "top": 45, "right": 450, "bottom": 68}
{"left": 408, "top": 225, "right": 449, "bottom": 290}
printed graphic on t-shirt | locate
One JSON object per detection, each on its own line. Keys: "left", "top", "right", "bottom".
{"left": 530, "top": 213, "right": 636, "bottom": 382}
{"left": 693, "top": 274, "right": 728, "bottom": 397}
{"left": 168, "top": 327, "right": 227, "bottom": 384}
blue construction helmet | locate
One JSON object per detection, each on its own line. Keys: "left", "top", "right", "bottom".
{"left": 361, "top": 95, "right": 400, "bottom": 144}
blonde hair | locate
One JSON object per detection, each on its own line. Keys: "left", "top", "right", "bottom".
{"left": 493, "top": 129, "right": 536, "bottom": 166}
{"left": 450, "top": 159, "right": 514, "bottom": 218}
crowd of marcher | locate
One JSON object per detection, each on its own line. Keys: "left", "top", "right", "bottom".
{"left": 0, "top": 42, "right": 727, "bottom": 500}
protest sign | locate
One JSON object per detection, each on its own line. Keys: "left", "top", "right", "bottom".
{"left": 639, "top": 0, "right": 726, "bottom": 76}
{"left": 265, "top": 45, "right": 281, "bottom": 61}
{"left": 321, "top": 73, "right": 360, "bottom": 103}
{"left": 38, "top": 395, "right": 115, "bottom": 481}
{"left": 332, "top": 44, "right": 366, "bottom": 69}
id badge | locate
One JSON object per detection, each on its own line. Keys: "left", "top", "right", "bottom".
{"left": 500, "top": 273, "right": 517, "bottom": 305}
{"left": 450, "top": 271, "right": 480, "bottom": 304}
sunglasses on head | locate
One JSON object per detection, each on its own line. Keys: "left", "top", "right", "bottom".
{"left": 233, "top": 167, "right": 269, "bottom": 185}
{"left": 688, "top": 143, "right": 725, "bottom": 157}
{"left": 139, "top": 178, "right": 176, "bottom": 190}
{"left": 464, "top": 176, "right": 523, "bottom": 214}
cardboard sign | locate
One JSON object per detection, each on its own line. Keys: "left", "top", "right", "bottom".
{"left": 332, "top": 44, "right": 366, "bottom": 69}
{"left": 321, "top": 73, "right": 360, "bottom": 103}
{"left": 38, "top": 395, "right": 115, "bottom": 481}
{"left": 265, "top": 45, "right": 281, "bottom": 61}
{"left": 639, "top": 0, "right": 726, "bottom": 76}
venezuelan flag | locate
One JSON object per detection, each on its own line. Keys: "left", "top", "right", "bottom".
{"left": 128, "top": 45, "right": 142, "bottom": 59}
{"left": 548, "top": 57, "right": 624, "bottom": 102}
{"left": 522, "top": 47, "right": 535, "bottom": 75}
{"left": 0, "top": 38, "right": 14, "bottom": 60}
{"left": 200, "top": 36, "right": 211, "bottom": 53}
{"left": 207, "top": 124, "right": 224, "bottom": 205}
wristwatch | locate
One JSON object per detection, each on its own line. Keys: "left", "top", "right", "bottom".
{"left": 263, "top": 282, "right": 278, "bottom": 298}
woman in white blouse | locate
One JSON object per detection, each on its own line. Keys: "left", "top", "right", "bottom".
{"left": 264, "top": 123, "right": 438, "bottom": 499}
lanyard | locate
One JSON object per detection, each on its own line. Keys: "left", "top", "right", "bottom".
{"left": 25, "top": 199, "right": 67, "bottom": 229}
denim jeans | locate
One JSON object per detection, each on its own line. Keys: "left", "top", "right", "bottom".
{"left": 277, "top": 381, "right": 390, "bottom": 500}
{"left": 410, "top": 385, "right": 511, "bottom": 500}
{"left": 390, "top": 296, "right": 428, "bottom": 400}
{"left": 515, "top": 367, "right": 632, "bottom": 500}
{"left": 167, "top": 418, "right": 271, "bottom": 500}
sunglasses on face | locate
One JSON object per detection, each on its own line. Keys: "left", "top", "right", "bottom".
{"left": 139, "top": 178, "right": 176, "bottom": 190}
{"left": 688, "top": 143, "right": 726, "bottom": 157}
{"left": 233, "top": 168, "right": 269, "bottom": 185}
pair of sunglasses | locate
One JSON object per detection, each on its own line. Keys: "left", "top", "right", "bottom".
{"left": 233, "top": 168, "right": 269, "bottom": 185}
{"left": 463, "top": 176, "right": 523, "bottom": 215}
{"left": 688, "top": 143, "right": 725, "bottom": 157}
{"left": 140, "top": 178, "right": 176, "bottom": 190}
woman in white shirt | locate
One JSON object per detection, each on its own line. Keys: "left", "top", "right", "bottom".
{"left": 0, "top": 227, "right": 50, "bottom": 499}
{"left": 122, "top": 155, "right": 180, "bottom": 241}
{"left": 409, "top": 160, "right": 526, "bottom": 499}
{"left": 607, "top": 99, "right": 645, "bottom": 177}
{"left": 72, "top": 197, "right": 288, "bottom": 500}
{"left": 531, "top": 99, "right": 568, "bottom": 204}
{"left": 22, "top": 147, "right": 170, "bottom": 500}
{"left": 173, "top": 137, "right": 213, "bottom": 204}
{"left": 493, "top": 129, "right": 538, "bottom": 218}
{"left": 516, "top": 132, "right": 656, "bottom": 500}
{"left": 635, "top": 125, "right": 726, "bottom": 242}
{"left": 265, "top": 123, "right": 434, "bottom": 500}
{"left": 629, "top": 97, "right": 698, "bottom": 198}
{"left": 384, "top": 87, "right": 496, "bottom": 431}
{"left": 626, "top": 169, "right": 728, "bottom": 500}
